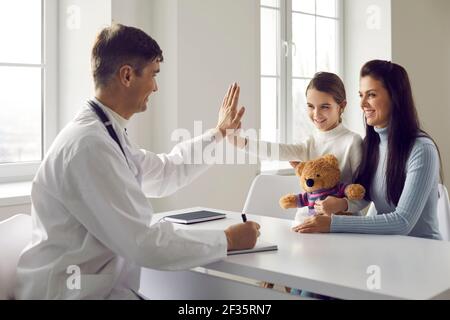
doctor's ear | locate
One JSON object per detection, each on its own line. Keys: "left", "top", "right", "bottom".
{"left": 118, "top": 65, "right": 133, "bottom": 87}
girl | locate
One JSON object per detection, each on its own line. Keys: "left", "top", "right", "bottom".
{"left": 231, "top": 72, "right": 366, "bottom": 297}
{"left": 231, "top": 72, "right": 365, "bottom": 217}
{"left": 295, "top": 60, "right": 444, "bottom": 240}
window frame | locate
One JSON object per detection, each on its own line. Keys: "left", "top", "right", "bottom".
{"left": 0, "top": 0, "right": 58, "bottom": 183}
{"left": 260, "top": 0, "right": 344, "bottom": 173}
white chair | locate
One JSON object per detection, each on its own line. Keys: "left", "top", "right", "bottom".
{"left": 243, "top": 174, "right": 300, "bottom": 220}
{"left": 0, "top": 214, "right": 32, "bottom": 300}
{"left": 438, "top": 184, "right": 450, "bottom": 241}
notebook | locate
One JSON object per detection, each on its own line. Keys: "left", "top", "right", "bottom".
{"left": 228, "top": 241, "right": 278, "bottom": 255}
{"left": 164, "top": 210, "right": 226, "bottom": 225}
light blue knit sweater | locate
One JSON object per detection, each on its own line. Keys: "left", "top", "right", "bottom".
{"left": 331, "top": 127, "right": 442, "bottom": 240}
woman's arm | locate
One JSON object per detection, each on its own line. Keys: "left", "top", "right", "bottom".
{"left": 330, "top": 142, "right": 439, "bottom": 235}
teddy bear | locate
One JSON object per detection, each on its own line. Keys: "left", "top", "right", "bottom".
{"left": 279, "top": 154, "right": 365, "bottom": 216}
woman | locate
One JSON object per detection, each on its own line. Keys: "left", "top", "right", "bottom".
{"left": 294, "top": 60, "right": 444, "bottom": 240}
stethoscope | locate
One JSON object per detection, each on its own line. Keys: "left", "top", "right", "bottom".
{"left": 87, "top": 100, "right": 127, "bottom": 161}
{"left": 88, "top": 100, "right": 144, "bottom": 185}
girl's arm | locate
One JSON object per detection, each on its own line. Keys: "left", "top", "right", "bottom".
{"left": 228, "top": 134, "right": 311, "bottom": 162}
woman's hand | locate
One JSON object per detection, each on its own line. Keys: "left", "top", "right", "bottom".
{"left": 216, "top": 83, "right": 246, "bottom": 138}
{"left": 314, "top": 196, "right": 348, "bottom": 216}
{"left": 292, "top": 215, "right": 331, "bottom": 233}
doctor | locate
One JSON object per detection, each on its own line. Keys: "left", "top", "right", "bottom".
{"left": 15, "top": 24, "right": 260, "bottom": 300}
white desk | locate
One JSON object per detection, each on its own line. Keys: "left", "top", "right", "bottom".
{"left": 139, "top": 207, "right": 450, "bottom": 300}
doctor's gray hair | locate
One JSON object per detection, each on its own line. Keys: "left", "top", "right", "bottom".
{"left": 91, "top": 24, "right": 164, "bottom": 88}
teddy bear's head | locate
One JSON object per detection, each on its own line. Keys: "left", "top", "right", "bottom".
{"left": 295, "top": 154, "right": 341, "bottom": 193}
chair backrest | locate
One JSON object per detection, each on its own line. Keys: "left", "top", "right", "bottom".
{"left": 438, "top": 184, "right": 450, "bottom": 241}
{"left": 0, "top": 214, "right": 32, "bottom": 300}
{"left": 243, "top": 174, "right": 300, "bottom": 220}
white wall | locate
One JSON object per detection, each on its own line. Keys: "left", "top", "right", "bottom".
{"left": 148, "top": 0, "right": 260, "bottom": 213}
{"left": 343, "top": 0, "right": 392, "bottom": 137}
{"left": 111, "top": 0, "right": 155, "bottom": 150}
{"left": 58, "top": 0, "right": 112, "bottom": 127}
{"left": 391, "top": 0, "right": 450, "bottom": 190}
{"left": 147, "top": 0, "right": 179, "bottom": 158}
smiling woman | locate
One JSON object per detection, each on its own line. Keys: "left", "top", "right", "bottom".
{"left": 357, "top": 60, "right": 444, "bottom": 207}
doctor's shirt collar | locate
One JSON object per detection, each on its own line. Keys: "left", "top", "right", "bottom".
{"left": 93, "top": 97, "right": 129, "bottom": 130}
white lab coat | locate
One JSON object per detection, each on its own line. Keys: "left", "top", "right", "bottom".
{"left": 15, "top": 100, "right": 228, "bottom": 300}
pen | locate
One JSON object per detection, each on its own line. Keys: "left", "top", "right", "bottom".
{"left": 241, "top": 213, "right": 247, "bottom": 223}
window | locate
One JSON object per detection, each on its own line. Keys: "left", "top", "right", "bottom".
{"left": 260, "top": 0, "right": 342, "bottom": 172}
{"left": 0, "top": 0, "right": 57, "bottom": 182}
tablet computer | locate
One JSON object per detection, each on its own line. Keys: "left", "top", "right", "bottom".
{"left": 164, "top": 210, "right": 226, "bottom": 225}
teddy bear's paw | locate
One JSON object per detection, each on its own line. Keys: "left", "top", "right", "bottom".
{"left": 279, "top": 194, "right": 298, "bottom": 209}
{"left": 345, "top": 184, "right": 366, "bottom": 200}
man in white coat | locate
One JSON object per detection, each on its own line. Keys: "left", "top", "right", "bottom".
{"left": 15, "top": 24, "right": 260, "bottom": 300}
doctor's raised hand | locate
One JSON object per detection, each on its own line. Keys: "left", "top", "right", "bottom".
{"left": 216, "top": 83, "right": 246, "bottom": 138}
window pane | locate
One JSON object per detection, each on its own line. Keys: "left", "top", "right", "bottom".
{"left": 292, "top": 0, "right": 315, "bottom": 14}
{"left": 0, "top": 67, "right": 42, "bottom": 164}
{"left": 261, "top": 0, "right": 279, "bottom": 8}
{"left": 316, "top": 0, "right": 337, "bottom": 18}
{"left": 261, "top": 8, "right": 279, "bottom": 76}
{"left": 316, "top": 17, "right": 337, "bottom": 72}
{"left": 292, "top": 13, "right": 315, "bottom": 78}
{"left": 0, "top": 0, "right": 42, "bottom": 64}
{"left": 292, "top": 79, "right": 315, "bottom": 143}
{"left": 261, "top": 77, "right": 278, "bottom": 142}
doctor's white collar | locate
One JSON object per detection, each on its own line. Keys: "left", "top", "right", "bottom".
{"left": 92, "top": 97, "right": 129, "bottom": 130}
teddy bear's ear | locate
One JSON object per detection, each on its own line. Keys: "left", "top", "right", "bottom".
{"left": 322, "top": 154, "right": 339, "bottom": 168}
{"left": 295, "top": 162, "right": 306, "bottom": 177}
